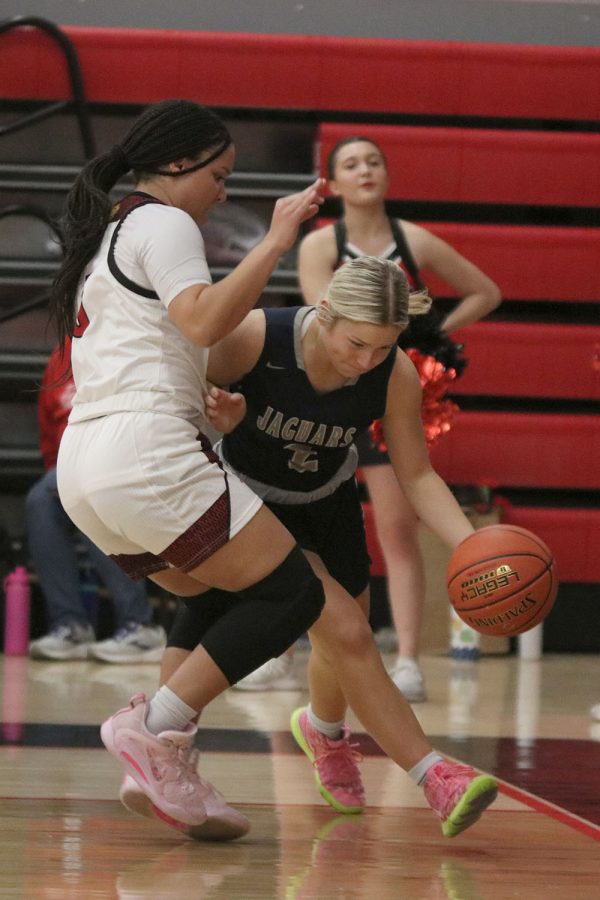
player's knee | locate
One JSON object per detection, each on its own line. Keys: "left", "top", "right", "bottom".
{"left": 287, "top": 545, "right": 326, "bottom": 629}
{"left": 238, "top": 544, "right": 325, "bottom": 647}
{"left": 311, "top": 598, "right": 372, "bottom": 663}
{"left": 341, "top": 613, "right": 373, "bottom": 657}
{"left": 167, "top": 587, "right": 239, "bottom": 650}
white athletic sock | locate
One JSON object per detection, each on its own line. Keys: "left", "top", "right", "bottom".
{"left": 408, "top": 751, "right": 444, "bottom": 785}
{"left": 307, "top": 703, "right": 345, "bottom": 740}
{"left": 145, "top": 685, "right": 198, "bottom": 735}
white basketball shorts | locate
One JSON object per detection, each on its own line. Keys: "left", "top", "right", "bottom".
{"left": 57, "top": 411, "right": 263, "bottom": 579}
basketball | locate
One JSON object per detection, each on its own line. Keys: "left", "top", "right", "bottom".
{"left": 447, "top": 524, "right": 558, "bottom": 637}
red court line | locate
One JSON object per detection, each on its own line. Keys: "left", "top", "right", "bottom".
{"left": 498, "top": 780, "right": 600, "bottom": 843}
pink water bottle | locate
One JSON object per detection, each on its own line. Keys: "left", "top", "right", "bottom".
{"left": 3, "top": 566, "right": 31, "bottom": 656}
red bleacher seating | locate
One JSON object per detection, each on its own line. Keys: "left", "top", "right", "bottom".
{"left": 421, "top": 224, "right": 600, "bottom": 304}
{"left": 3, "top": 28, "right": 600, "bottom": 121}
{"left": 451, "top": 322, "right": 600, "bottom": 400}
{"left": 500, "top": 504, "right": 600, "bottom": 583}
{"left": 317, "top": 124, "right": 600, "bottom": 207}
{"left": 429, "top": 412, "right": 599, "bottom": 490}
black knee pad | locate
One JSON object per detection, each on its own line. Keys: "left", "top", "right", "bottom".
{"left": 200, "top": 545, "right": 325, "bottom": 685}
{"left": 167, "top": 589, "right": 237, "bottom": 651}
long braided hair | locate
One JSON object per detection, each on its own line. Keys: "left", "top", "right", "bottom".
{"left": 49, "top": 99, "right": 232, "bottom": 348}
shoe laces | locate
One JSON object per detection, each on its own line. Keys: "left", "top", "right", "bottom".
{"left": 425, "top": 762, "right": 476, "bottom": 815}
{"left": 155, "top": 733, "right": 218, "bottom": 800}
{"left": 183, "top": 745, "right": 227, "bottom": 800}
{"left": 52, "top": 623, "right": 91, "bottom": 643}
{"left": 49, "top": 624, "right": 73, "bottom": 640}
{"left": 112, "top": 622, "right": 142, "bottom": 642}
{"left": 313, "top": 733, "right": 363, "bottom": 787}
{"left": 150, "top": 734, "right": 198, "bottom": 795}
{"left": 429, "top": 762, "right": 474, "bottom": 785}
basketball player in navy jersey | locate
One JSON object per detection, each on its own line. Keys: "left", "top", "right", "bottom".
{"left": 293, "top": 136, "right": 501, "bottom": 702}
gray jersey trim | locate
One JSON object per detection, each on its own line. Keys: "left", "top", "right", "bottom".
{"left": 214, "top": 439, "right": 359, "bottom": 505}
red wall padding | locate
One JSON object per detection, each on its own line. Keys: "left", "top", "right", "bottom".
{"left": 315, "top": 220, "right": 600, "bottom": 303}
{"left": 499, "top": 504, "right": 600, "bottom": 583}
{"left": 366, "top": 494, "right": 600, "bottom": 582}
{"left": 429, "top": 412, "right": 599, "bottom": 489}
{"left": 421, "top": 224, "right": 600, "bottom": 304}
{"left": 451, "top": 322, "right": 600, "bottom": 400}
{"left": 318, "top": 124, "right": 600, "bottom": 207}
{"left": 1, "top": 27, "right": 600, "bottom": 121}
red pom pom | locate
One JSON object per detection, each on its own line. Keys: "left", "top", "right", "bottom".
{"left": 368, "top": 351, "right": 460, "bottom": 452}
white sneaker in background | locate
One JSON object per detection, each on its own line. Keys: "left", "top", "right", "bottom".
{"left": 390, "top": 657, "right": 427, "bottom": 703}
{"left": 233, "top": 654, "right": 300, "bottom": 691}
{"left": 29, "top": 623, "right": 95, "bottom": 660}
{"left": 89, "top": 623, "right": 166, "bottom": 663}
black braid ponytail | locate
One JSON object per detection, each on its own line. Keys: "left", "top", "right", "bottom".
{"left": 49, "top": 100, "right": 231, "bottom": 348}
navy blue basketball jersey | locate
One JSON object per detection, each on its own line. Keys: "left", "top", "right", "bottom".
{"left": 220, "top": 306, "right": 397, "bottom": 502}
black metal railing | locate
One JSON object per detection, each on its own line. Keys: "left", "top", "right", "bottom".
{"left": 0, "top": 204, "right": 62, "bottom": 324}
{"left": 0, "top": 15, "right": 95, "bottom": 158}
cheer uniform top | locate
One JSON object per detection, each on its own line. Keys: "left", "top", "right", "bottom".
{"left": 334, "top": 217, "right": 465, "bottom": 458}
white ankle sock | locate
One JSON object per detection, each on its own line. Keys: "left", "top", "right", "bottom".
{"left": 307, "top": 704, "right": 345, "bottom": 740}
{"left": 146, "top": 685, "right": 197, "bottom": 735}
{"left": 408, "top": 751, "right": 443, "bottom": 785}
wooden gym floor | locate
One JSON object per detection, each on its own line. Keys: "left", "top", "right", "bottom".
{"left": 1, "top": 648, "right": 599, "bottom": 898}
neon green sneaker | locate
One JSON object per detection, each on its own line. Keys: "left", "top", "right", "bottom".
{"left": 290, "top": 707, "right": 364, "bottom": 814}
{"left": 423, "top": 760, "right": 498, "bottom": 837}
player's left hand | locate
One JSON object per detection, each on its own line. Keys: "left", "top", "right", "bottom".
{"left": 205, "top": 385, "right": 246, "bottom": 434}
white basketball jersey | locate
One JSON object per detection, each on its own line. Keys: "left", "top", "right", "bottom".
{"left": 68, "top": 200, "right": 212, "bottom": 429}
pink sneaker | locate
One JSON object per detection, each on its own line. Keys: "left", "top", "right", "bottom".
{"left": 120, "top": 772, "right": 250, "bottom": 842}
{"left": 101, "top": 693, "right": 248, "bottom": 838}
{"left": 423, "top": 760, "right": 498, "bottom": 837}
{"left": 290, "top": 706, "right": 364, "bottom": 814}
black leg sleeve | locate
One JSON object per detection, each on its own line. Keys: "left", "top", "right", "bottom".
{"left": 166, "top": 588, "right": 237, "bottom": 651}
{"left": 196, "top": 545, "right": 325, "bottom": 685}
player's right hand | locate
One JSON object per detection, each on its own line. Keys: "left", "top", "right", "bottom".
{"left": 267, "top": 178, "right": 326, "bottom": 253}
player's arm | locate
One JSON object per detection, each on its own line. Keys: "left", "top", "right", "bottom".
{"left": 170, "top": 179, "right": 325, "bottom": 345}
{"left": 297, "top": 226, "right": 338, "bottom": 306}
{"left": 382, "top": 354, "right": 474, "bottom": 551}
{"left": 206, "top": 309, "right": 266, "bottom": 387}
{"left": 402, "top": 220, "right": 501, "bottom": 333}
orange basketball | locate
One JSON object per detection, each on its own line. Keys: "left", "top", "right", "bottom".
{"left": 447, "top": 524, "right": 558, "bottom": 637}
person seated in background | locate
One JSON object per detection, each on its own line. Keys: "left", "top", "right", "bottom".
{"left": 27, "top": 341, "right": 166, "bottom": 663}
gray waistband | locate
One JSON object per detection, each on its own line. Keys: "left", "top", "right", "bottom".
{"left": 214, "top": 440, "right": 358, "bottom": 505}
